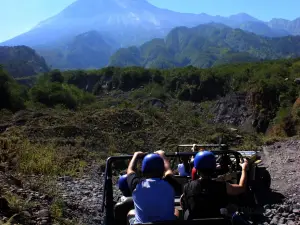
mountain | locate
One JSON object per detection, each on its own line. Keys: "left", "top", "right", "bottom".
{"left": 1, "top": 0, "right": 294, "bottom": 49}
{"left": 268, "top": 18, "right": 300, "bottom": 35}
{"left": 0, "top": 46, "right": 50, "bottom": 78}
{"left": 36, "top": 30, "right": 116, "bottom": 70}
{"left": 2, "top": 0, "right": 300, "bottom": 70}
{"left": 238, "top": 21, "right": 290, "bottom": 37}
{"left": 108, "top": 23, "right": 300, "bottom": 68}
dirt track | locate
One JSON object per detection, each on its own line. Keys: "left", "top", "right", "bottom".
{"left": 261, "top": 138, "right": 300, "bottom": 203}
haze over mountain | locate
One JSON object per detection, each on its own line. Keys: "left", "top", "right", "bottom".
{"left": 2, "top": 0, "right": 300, "bottom": 70}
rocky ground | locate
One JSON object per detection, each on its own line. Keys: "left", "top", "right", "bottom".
{"left": 1, "top": 138, "right": 300, "bottom": 224}
{"left": 258, "top": 138, "right": 300, "bottom": 225}
{"left": 54, "top": 138, "right": 300, "bottom": 225}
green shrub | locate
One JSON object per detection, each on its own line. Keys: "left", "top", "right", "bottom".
{"left": 29, "top": 82, "right": 95, "bottom": 109}
{"left": 0, "top": 66, "right": 27, "bottom": 111}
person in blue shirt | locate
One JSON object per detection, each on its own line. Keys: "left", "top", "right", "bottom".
{"left": 126, "top": 150, "right": 180, "bottom": 225}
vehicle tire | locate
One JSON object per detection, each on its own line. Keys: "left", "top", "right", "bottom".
{"left": 255, "top": 167, "right": 271, "bottom": 190}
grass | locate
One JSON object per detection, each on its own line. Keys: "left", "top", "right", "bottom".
{"left": 50, "top": 199, "right": 65, "bottom": 220}
{"left": 0, "top": 137, "right": 89, "bottom": 176}
{"left": 3, "top": 191, "right": 39, "bottom": 214}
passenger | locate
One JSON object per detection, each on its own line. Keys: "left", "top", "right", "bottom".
{"left": 190, "top": 145, "right": 204, "bottom": 180}
{"left": 178, "top": 156, "right": 191, "bottom": 176}
{"left": 126, "top": 150, "right": 180, "bottom": 225}
{"left": 191, "top": 167, "right": 198, "bottom": 180}
{"left": 117, "top": 174, "right": 131, "bottom": 201}
{"left": 180, "top": 151, "right": 249, "bottom": 220}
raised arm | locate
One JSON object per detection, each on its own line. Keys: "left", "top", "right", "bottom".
{"left": 154, "top": 150, "right": 173, "bottom": 176}
{"left": 226, "top": 159, "right": 249, "bottom": 195}
{"left": 127, "top": 151, "right": 145, "bottom": 175}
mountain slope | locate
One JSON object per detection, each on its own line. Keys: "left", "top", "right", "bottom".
{"left": 109, "top": 23, "right": 300, "bottom": 68}
{"left": 0, "top": 46, "right": 50, "bottom": 78}
{"left": 36, "top": 31, "right": 116, "bottom": 70}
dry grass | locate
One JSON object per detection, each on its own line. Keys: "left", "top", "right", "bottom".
{"left": 0, "top": 136, "right": 89, "bottom": 177}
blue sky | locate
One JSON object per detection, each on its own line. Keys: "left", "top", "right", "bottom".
{"left": 1, "top": 0, "right": 299, "bottom": 42}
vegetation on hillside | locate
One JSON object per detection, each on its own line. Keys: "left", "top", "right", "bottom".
{"left": 1, "top": 57, "right": 300, "bottom": 185}
{"left": 109, "top": 23, "right": 300, "bottom": 68}
{"left": 7, "top": 57, "right": 300, "bottom": 138}
{"left": 0, "top": 46, "right": 49, "bottom": 78}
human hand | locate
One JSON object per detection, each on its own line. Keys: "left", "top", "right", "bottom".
{"left": 154, "top": 150, "right": 165, "bottom": 156}
{"left": 133, "top": 151, "right": 146, "bottom": 158}
{"left": 191, "top": 144, "right": 197, "bottom": 152}
{"left": 240, "top": 159, "right": 249, "bottom": 171}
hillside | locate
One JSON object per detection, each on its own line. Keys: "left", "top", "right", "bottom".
{"left": 0, "top": 46, "right": 50, "bottom": 78}
{"left": 36, "top": 31, "right": 116, "bottom": 70}
{"left": 109, "top": 23, "right": 300, "bottom": 68}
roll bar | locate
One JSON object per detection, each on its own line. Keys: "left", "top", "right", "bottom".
{"left": 176, "top": 144, "right": 228, "bottom": 151}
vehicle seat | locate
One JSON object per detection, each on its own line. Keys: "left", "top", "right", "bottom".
{"left": 114, "top": 197, "right": 134, "bottom": 225}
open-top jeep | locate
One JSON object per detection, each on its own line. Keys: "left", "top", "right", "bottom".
{"left": 101, "top": 144, "right": 271, "bottom": 225}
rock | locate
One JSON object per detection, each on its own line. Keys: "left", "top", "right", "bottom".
{"left": 36, "top": 209, "right": 50, "bottom": 218}
{"left": 288, "top": 213, "right": 295, "bottom": 219}
{"left": 58, "top": 176, "right": 72, "bottom": 182}
{"left": 6, "top": 175, "right": 22, "bottom": 187}
{"left": 93, "top": 216, "right": 102, "bottom": 223}
{"left": 41, "top": 219, "right": 48, "bottom": 224}
{"left": 270, "top": 217, "right": 278, "bottom": 225}
{"left": 293, "top": 209, "right": 300, "bottom": 214}
{"left": 22, "top": 211, "right": 31, "bottom": 217}
{"left": 278, "top": 217, "right": 286, "bottom": 224}
{"left": 287, "top": 221, "right": 295, "bottom": 225}
{"left": 264, "top": 209, "right": 273, "bottom": 217}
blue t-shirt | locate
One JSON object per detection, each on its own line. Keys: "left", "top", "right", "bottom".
{"left": 127, "top": 173, "right": 177, "bottom": 224}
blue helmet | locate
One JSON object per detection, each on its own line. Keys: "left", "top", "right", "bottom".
{"left": 141, "top": 153, "right": 165, "bottom": 175}
{"left": 194, "top": 151, "right": 216, "bottom": 170}
{"left": 117, "top": 174, "right": 130, "bottom": 196}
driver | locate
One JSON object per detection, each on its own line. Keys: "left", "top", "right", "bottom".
{"left": 126, "top": 150, "right": 180, "bottom": 225}
{"left": 180, "top": 150, "right": 249, "bottom": 220}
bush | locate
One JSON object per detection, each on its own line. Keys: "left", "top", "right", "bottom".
{"left": 0, "top": 66, "right": 27, "bottom": 111}
{"left": 29, "top": 82, "right": 95, "bottom": 109}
